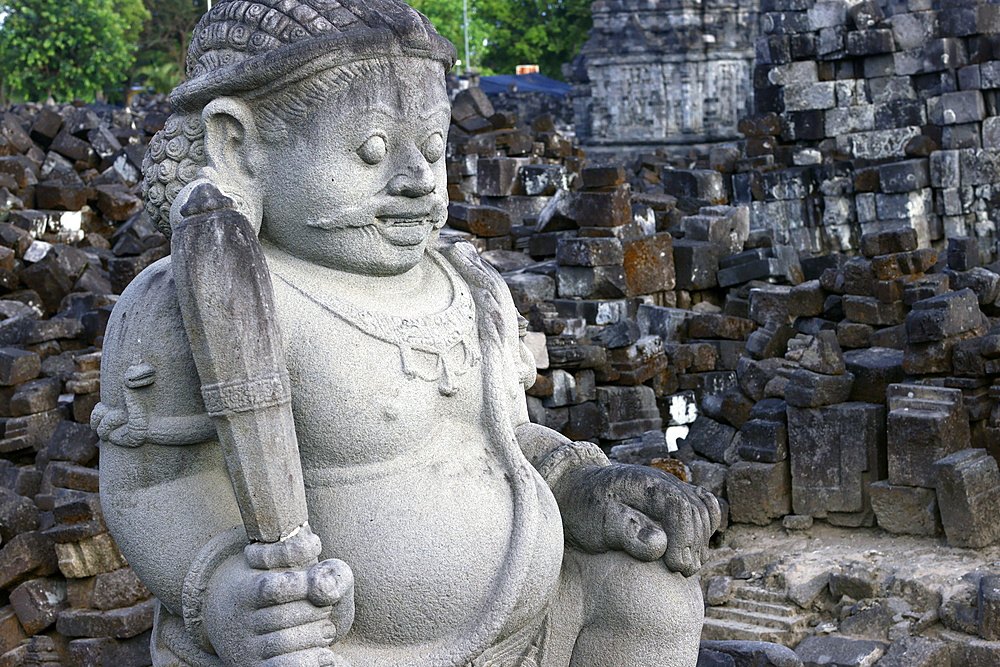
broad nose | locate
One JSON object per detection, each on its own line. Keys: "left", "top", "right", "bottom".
{"left": 386, "top": 147, "right": 437, "bottom": 198}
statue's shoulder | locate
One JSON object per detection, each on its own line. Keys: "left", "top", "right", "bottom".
{"left": 96, "top": 257, "right": 213, "bottom": 448}
{"left": 434, "top": 238, "right": 510, "bottom": 305}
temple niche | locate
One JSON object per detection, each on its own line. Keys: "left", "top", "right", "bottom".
{"left": 568, "top": 0, "right": 760, "bottom": 146}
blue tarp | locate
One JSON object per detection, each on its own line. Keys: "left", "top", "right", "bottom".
{"left": 478, "top": 73, "right": 572, "bottom": 97}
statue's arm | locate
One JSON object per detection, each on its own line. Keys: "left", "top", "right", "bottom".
{"left": 99, "top": 439, "right": 244, "bottom": 616}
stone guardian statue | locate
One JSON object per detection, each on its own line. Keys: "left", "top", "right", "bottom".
{"left": 94, "top": 1, "right": 722, "bottom": 666}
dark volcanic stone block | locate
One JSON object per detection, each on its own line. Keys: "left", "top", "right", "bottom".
{"left": 794, "top": 635, "right": 885, "bottom": 667}
{"left": 784, "top": 368, "right": 854, "bottom": 407}
{"left": 681, "top": 415, "right": 737, "bottom": 464}
{"left": 869, "top": 480, "right": 942, "bottom": 536}
{"left": 673, "top": 239, "right": 720, "bottom": 290}
{"left": 727, "top": 460, "right": 791, "bottom": 525}
{"left": 888, "top": 384, "right": 971, "bottom": 487}
{"left": 843, "top": 347, "right": 907, "bottom": 404}
{"left": 788, "top": 402, "right": 885, "bottom": 518}
{"left": 906, "top": 288, "right": 981, "bottom": 343}
{"left": 934, "top": 448, "right": 1000, "bottom": 548}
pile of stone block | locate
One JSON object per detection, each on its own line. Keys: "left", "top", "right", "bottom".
{"left": 0, "top": 97, "right": 175, "bottom": 666}
{"left": 441, "top": 87, "right": 1000, "bottom": 565}
{"left": 723, "top": 0, "right": 1000, "bottom": 258}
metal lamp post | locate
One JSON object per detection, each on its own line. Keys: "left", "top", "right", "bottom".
{"left": 463, "top": 0, "right": 470, "bottom": 73}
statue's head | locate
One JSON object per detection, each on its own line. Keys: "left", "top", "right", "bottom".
{"left": 143, "top": 0, "right": 457, "bottom": 275}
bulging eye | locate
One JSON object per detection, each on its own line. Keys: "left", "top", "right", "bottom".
{"left": 421, "top": 132, "right": 445, "bottom": 163}
{"left": 357, "top": 135, "right": 387, "bottom": 165}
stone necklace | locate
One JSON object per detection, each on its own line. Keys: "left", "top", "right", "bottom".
{"left": 271, "top": 250, "right": 480, "bottom": 396}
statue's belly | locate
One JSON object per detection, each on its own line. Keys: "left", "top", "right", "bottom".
{"left": 304, "top": 426, "right": 562, "bottom": 647}
{"left": 276, "top": 284, "right": 563, "bottom": 652}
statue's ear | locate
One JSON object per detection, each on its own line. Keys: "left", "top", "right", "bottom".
{"left": 202, "top": 97, "right": 263, "bottom": 188}
{"left": 196, "top": 98, "right": 265, "bottom": 232}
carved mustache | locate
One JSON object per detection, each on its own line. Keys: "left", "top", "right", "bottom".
{"left": 305, "top": 200, "right": 448, "bottom": 231}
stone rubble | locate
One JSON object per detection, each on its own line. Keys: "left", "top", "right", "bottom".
{"left": 442, "top": 78, "right": 1000, "bottom": 667}
{"left": 0, "top": 95, "right": 174, "bottom": 666}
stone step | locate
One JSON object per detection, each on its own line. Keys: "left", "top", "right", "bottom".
{"left": 731, "top": 585, "right": 790, "bottom": 605}
{"left": 726, "top": 596, "right": 810, "bottom": 618}
{"left": 704, "top": 606, "right": 812, "bottom": 633}
{"left": 700, "top": 617, "right": 809, "bottom": 646}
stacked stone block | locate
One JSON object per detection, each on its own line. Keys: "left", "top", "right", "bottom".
{"left": 724, "top": 0, "right": 1000, "bottom": 258}
{"left": 0, "top": 96, "right": 180, "bottom": 665}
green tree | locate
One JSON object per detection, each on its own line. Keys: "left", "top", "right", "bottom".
{"left": 0, "top": 0, "right": 141, "bottom": 102}
{"left": 116, "top": 0, "right": 152, "bottom": 47}
{"left": 136, "top": 0, "right": 206, "bottom": 85}
{"left": 477, "top": 0, "right": 592, "bottom": 79}
{"left": 409, "top": 0, "right": 491, "bottom": 72}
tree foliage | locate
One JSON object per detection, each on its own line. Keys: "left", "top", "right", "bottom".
{"left": 135, "top": 0, "right": 206, "bottom": 85}
{"left": 0, "top": 0, "right": 145, "bottom": 102}
{"left": 409, "top": 0, "right": 490, "bottom": 72}
{"left": 411, "top": 0, "right": 592, "bottom": 79}
{"left": 476, "top": 0, "right": 592, "bottom": 79}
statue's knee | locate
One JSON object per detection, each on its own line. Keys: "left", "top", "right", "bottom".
{"left": 579, "top": 551, "right": 704, "bottom": 632}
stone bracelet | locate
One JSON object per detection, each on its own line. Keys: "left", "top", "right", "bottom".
{"left": 536, "top": 441, "right": 611, "bottom": 489}
{"left": 181, "top": 528, "right": 248, "bottom": 655}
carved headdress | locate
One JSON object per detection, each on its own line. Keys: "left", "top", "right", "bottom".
{"left": 171, "top": 0, "right": 457, "bottom": 113}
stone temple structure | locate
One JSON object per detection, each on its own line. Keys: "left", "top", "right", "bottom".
{"left": 568, "top": 0, "right": 760, "bottom": 146}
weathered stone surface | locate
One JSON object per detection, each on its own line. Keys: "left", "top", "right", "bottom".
{"left": 67, "top": 631, "right": 154, "bottom": 667}
{"left": 869, "top": 481, "right": 941, "bottom": 536}
{"left": 933, "top": 448, "right": 1000, "bottom": 548}
{"left": 788, "top": 280, "right": 825, "bottom": 318}
{"left": 622, "top": 233, "right": 675, "bottom": 296}
{"left": 503, "top": 272, "right": 555, "bottom": 314}
{"left": 0, "top": 606, "right": 26, "bottom": 657}
{"left": 980, "top": 574, "right": 1000, "bottom": 642}
{"left": 9, "top": 578, "right": 66, "bottom": 634}
{"left": 682, "top": 416, "right": 738, "bottom": 465}
{"left": 680, "top": 206, "right": 749, "bottom": 257}
{"left": 0, "top": 349, "right": 39, "bottom": 386}
{"left": 786, "top": 331, "right": 845, "bottom": 375}
{"left": 727, "top": 460, "right": 792, "bottom": 526}
{"left": 54, "top": 533, "right": 127, "bottom": 579}
{"left": 793, "top": 635, "right": 885, "bottom": 667}
{"left": 0, "top": 532, "right": 57, "bottom": 590}
{"left": 788, "top": 403, "right": 885, "bottom": 519}
{"left": 56, "top": 598, "right": 155, "bottom": 639}
{"left": 906, "top": 288, "right": 983, "bottom": 343}
{"left": 673, "top": 239, "right": 720, "bottom": 291}
{"left": 556, "top": 237, "right": 623, "bottom": 267}
{"left": 784, "top": 369, "right": 854, "bottom": 408}
{"left": 874, "top": 637, "right": 949, "bottom": 667}
{"left": 595, "top": 385, "right": 663, "bottom": 440}
{"left": 843, "top": 295, "right": 907, "bottom": 327}
{"left": 739, "top": 418, "right": 788, "bottom": 463}
{"left": 689, "top": 314, "right": 758, "bottom": 341}
{"left": 843, "top": 347, "right": 906, "bottom": 404}
{"left": 556, "top": 265, "right": 628, "bottom": 299}
{"left": 887, "top": 384, "right": 971, "bottom": 488}
{"left": 447, "top": 202, "right": 512, "bottom": 237}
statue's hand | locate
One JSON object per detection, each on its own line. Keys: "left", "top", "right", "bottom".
{"left": 205, "top": 531, "right": 355, "bottom": 667}
{"left": 553, "top": 463, "right": 721, "bottom": 577}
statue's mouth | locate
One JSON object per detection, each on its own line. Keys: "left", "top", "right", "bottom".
{"left": 376, "top": 213, "right": 435, "bottom": 246}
